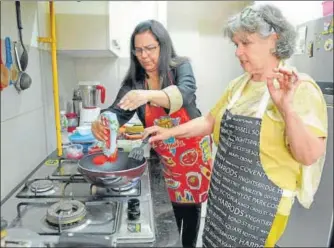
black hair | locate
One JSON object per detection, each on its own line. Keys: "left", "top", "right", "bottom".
{"left": 122, "top": 19, "right": 188, "bottom": 88}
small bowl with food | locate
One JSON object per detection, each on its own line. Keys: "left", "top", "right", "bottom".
{"left": 76, "top": 126, "right": 92, "bottom": 136}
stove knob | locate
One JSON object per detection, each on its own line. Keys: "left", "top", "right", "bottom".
{"left": 127, "top": 198, "right": 140, "bottom": 221}
{"left": 128, "top": 198, "right": 140, "bottom": 209}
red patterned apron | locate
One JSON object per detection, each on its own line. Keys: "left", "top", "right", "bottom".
{"left": 144, "top": 78, "right": 213, "bottom": 204}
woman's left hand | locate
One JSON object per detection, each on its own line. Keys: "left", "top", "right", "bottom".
{"left": 267, "top": 67, "right": 301, "bottom": 116}
{"left": 118, "top": 90, "right": 150, "bottom": 111}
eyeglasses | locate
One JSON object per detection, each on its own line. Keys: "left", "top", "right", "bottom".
{"left": 132, "top": 45, "right": 159, "bottom": 56}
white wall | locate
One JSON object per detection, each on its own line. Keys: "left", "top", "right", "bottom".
{"left": 169, "top": 30, "right": 243, "bottom": 115}
{"left": 167, "top": 2, "right": 247, "bottom": 115}
{"left": 0, "top": 2, "right": 76, "bottom": 200}
{"left": 254, "top": 1, "right": 324, "bottom": 26}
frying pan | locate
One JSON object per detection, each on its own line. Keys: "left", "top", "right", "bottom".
{"left": 78, "top": 150, "right": 147, "bottom": 188}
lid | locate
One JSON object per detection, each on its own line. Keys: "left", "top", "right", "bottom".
{"left": 78, "top": 81, "right": 100, "bottom": 86}
{"left": 65, "top": 112, "right": 78, "bottom": 118}
{"left": 68, "top": 132, "right": 96, "bottom": 144}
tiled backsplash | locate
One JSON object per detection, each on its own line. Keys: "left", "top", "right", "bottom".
{"left": 0, "top": 2, "right": 77, "bottom": 200}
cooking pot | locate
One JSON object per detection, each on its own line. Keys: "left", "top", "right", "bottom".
{"left": 79, "top": 82, "right": 106, "bottom": 108}
{"left": 78, "top": 150, "right": 147, "bottom": 188}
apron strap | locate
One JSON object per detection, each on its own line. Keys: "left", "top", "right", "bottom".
{"left": 255, "top": 90, "right": 270, "bottom": 118}
{"left": 282, "top": 189, "right": 297, "bottom": 198}
{"left": 226, "top": 82, "right": 271, "bottom": 119}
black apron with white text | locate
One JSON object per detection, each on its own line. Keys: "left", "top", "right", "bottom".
{"left": 202, "top": 89, "right": 287, "bottom": 247}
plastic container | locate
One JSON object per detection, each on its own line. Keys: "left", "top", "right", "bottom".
{"left": 322, "top": 1, "right": 334, "bottom": 16}
{"left": 60, "top": 111, "right": 70, "bottom": 148}
{"left": 65, "top": 144, "right": 84, "bottom": 159}
{"left": 68, "top": 132, "right": 96, "bottom": 144}
{"left": 60, "top": 111, "right": 68, "bottom": 133}
{"left": 76, "top": 126, "right": 92, "bottom": 136}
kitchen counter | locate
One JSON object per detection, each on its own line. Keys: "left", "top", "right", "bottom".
{"left": 0, "top": 150, "right": 181, "bottom": 247}
{"left": 147, "top": 156, "right": 181, "bottom": 247}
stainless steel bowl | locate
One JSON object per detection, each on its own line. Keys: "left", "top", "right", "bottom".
{"left": 79, "top": 84, "right": 106, "bottom": 108}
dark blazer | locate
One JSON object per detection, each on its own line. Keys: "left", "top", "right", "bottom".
{"left": 101, "top": 61, "right": 202, "bottom": 127}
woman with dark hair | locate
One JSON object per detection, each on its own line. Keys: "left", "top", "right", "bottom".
{"left": 92, "top": 20, "right": 213, "bottom": 248}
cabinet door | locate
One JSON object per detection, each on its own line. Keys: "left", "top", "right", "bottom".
{"left": 55, "top": 2, "right": 111, "bottom": 55}
{"left": 109, "top": 1, "right": 166, "bottom": 58}
{"left": 55, "top": 1, "right": 108, "bottom": 15}
{"left": 108, "top": 1, "right": 125, "bottom": 56}
{"left": 109, "top": 1, "right": 141, "bottom": 57}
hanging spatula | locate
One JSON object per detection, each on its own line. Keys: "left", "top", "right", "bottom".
{"left": 128, "top": 135, "right": 150, "bottom": 162}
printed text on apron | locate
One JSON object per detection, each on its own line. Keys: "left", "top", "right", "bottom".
{"left": 202, "top": 86, "right": 294, "bottom": 247}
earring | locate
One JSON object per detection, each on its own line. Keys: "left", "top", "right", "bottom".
{"left": 270, "top": 48, "right": 276, "bottom": 54}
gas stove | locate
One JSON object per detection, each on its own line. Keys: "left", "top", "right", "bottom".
{"left": 12, "top": 200, "right": 119, "bottom": 234}
{"left": 16, "top": 177, "right": 141, "bottom": 199}
{"left": 1, "top": 157, "right": 155, "bottom": 247}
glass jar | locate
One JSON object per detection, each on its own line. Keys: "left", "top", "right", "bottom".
{"left": 65, "top": 112, "right": 79, "bottom": 133}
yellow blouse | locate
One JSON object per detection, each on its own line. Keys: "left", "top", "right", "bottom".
{"left": 210, "top": 71, "right": 328, "bottom": 216}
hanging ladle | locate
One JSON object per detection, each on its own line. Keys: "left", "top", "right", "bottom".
{"left": 13, "top": 41, "right": 32, "bottom": 93}
{"left": 15, "top": 1, "right": 28, "bottom": 72}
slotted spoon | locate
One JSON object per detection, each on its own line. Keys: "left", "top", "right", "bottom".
{"left": 128, "top": 135, "right": 150, "bottom": 162}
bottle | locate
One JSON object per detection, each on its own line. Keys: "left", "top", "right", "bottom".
{"left": 60, "top": 111, "right": 68, "bottom": 132}
{"left": 60, "top": 111, "right": 70, "bottom": 148}
{"left": 72, "top": 88, "right": 82, "bottom": 118}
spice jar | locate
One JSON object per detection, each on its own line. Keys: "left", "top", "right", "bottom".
{"left": 65, "top": 112, "right": 78, "bottom": 133}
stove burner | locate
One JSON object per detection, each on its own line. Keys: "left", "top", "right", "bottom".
{"left": 109, "top": 180, "right": 139, "bottom": 192}
{"left": 30, "top": 180, "right": 54, "bottom": 193}
{"left": 46, "top": 200, "right": 87, "bottom": 229}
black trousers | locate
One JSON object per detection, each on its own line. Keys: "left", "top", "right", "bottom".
{"left": 172, "top": 202, "right": 202, "bottom": 248}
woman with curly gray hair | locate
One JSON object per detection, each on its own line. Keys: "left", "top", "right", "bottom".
{"left": 143, "top": 4, "right": 328, "bottom": 247}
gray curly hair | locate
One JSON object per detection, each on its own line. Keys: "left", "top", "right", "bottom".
{"left": 224, "top": 4, "right": 297, "bottom": 60}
